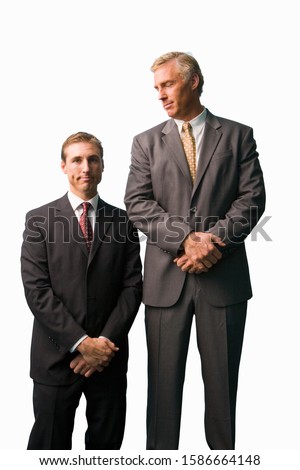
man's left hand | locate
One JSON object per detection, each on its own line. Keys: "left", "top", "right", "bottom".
{"left": 70, "top": 354, "right": 104, "bottom": 378}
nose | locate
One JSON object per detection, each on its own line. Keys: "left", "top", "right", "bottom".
{"left": 82, "top": 159, "right": 90, "bottom": 173}
{"left": 157, "top": 87, "right": 166, "bottom": 101}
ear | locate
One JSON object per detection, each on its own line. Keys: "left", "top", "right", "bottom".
{"left": 191, "top": 73, "right": 199, "bottom": 91}
{"left": 61, "top": 160, "right": 67, "bottom": 174}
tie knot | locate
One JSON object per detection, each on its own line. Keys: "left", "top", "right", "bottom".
{"left": 81, "top": 202, "right": 91, "bottom": 214}
{"left": 182, "top": 122, "right": 191, "bottom": 132}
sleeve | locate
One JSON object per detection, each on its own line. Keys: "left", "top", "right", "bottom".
{"left": 21, "top": 211, "right": 87, "bottom": 352}
{"left": 124, "top": 135, "right": 191, "bottom": 257}
{"left": 99, "top": 220, "right": 143, "bottom": 343}
{"left": 208, "top": 127, "right": 266, "bottom": 248}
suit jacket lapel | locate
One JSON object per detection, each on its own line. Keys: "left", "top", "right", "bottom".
{"left": 55, "top": 193, "right": 89, "bottom": 257}
{"left": 192, "top": 110, "right": 222, "bottom": 196}
{"left": 55, "top": 195, "right": 114, "bottom": 262}
{"left": 89, "top": 198, "right": 114, "bottom": 265}
{"left": 162, "top": 120, "right": 193, "bottom": 188}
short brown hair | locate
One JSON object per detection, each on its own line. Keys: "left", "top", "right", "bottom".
{"left": 61, "top": 132, "right": 104, "bottom": 162}
{"left": 151, "top": 51, "right": 204, "bottom": 96}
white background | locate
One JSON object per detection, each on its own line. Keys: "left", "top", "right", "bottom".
{"left": 0, "top": 0, "right": 299, "bottom": 461}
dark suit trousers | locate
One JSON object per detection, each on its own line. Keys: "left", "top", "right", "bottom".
{"left": 145, "top": 275, "right": 247, "bottom": 450}
{"left": 27, "top": 365, "right": 127, "bottom": 450}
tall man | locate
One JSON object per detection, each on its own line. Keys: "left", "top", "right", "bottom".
{"left": 21, "top": 132, "right": 142, "bottom": 449}
{"left": 125, "top": 51, "right": 265, "bottom": 450}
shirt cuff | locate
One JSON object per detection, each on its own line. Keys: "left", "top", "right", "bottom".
{"left": 70, "top": 334, "right": 88, "bottom": 353}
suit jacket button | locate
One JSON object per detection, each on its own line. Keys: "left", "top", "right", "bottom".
{"left": 190, "top": 207, "right": 197, "bottom": 213}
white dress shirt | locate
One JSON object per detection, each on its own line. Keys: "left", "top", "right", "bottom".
{"left": 67, "top": 191, "right": 99, "bottom": 230}
{"left": 174, "top": 107, "right": 207, "bottom": 166}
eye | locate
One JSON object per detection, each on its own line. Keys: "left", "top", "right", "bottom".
{"left": 89, "top": 156, "right": 100, "bottom": 163}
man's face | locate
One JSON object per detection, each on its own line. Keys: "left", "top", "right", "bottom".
{"left": 154, "top": 59, "right": 199, "bottom": 121}
{"left": 61, "top": 141, "right": 103, "bottom": 200}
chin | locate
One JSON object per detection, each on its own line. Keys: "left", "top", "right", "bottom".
{"left": 166, "top": 111, "right": 175, "bottom": 118}
{"left": 167, "top": 109, "right": 179, "bottom": 119}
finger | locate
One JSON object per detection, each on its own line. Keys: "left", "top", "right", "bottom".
{"left": 180, "top": 261, "right": 196, "bottom": 272}
{"left": 209, "top": 246, "right": 223, "bottom": 260}
{"left": 102, "top": 353, "right": 114, "bottom": 362}
{"left": 104, "top": 339, "right": 119, "bottom": 352}
{"left": 182, "top": 260, "right": 209, "bottom": 273}
{"left": 176, "top": 259, "right": 186, "bottom": 268}
{"left": 195, "top": 267, "right": 209, "bottom": 273}
{"left": 70, "top": 358, "right": 85, "bottom": 373}
{"left": 74, "top": 362, "right": 86, "bottom": 374}
{"left": 84, "top": 370, "right": 94, "bottom": 378}
{"left": 99, "top": 359, "right": 111, "bottom": 367}
{"left": 70, "top": 357, "right": 81, "bottom": 369}
{"left": 210, "top": 235, "right": 226, "bottom": 247}
{"left": 201, "top": 258, "right": 213, "bottom": 268}
{"left": 197, "top": 250, "right": 221, "bottom": 264}
{"left": 175, "top": 256, "right": 189, "bottom": 268}
{"left": 210, "top": 253, "right": 221, "bottom": 262}
{"left": 84, "top": 367, "right": 96, "bottom": 378}
{"left": 193, "top": 262, "right": 209, "bottom": 273}
{"left": 194, "top": 268, "right": 207, "bottom": 274}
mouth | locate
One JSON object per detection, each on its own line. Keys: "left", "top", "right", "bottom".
{"left": 163, "top": 102, "right": 173, "bottom": 111}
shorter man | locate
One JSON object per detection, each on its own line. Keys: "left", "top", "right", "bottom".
{"left": 21, "top": 132, "right": 142, "bottom": 449}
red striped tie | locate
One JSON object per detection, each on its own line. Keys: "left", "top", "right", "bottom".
{"left": 79, "top": 202, "right": 93, "bottom": 251}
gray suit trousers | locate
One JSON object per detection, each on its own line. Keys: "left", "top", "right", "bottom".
{"left": 145, "top": 275, "right": 247, "bottom": 450}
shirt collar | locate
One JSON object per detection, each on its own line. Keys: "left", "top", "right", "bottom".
{"left": 67, "top": 191, "right": 99, "bottom": 212}
{"left": 174, "top": 107, "right": 207, "bottom": 132}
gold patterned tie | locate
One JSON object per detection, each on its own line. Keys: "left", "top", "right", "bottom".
{"left": 181, "top": 122, "right": 196, "bottom": 183}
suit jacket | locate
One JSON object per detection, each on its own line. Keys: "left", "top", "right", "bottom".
{"left": 21, "top": 194, "right": 142, "bottom": 386}
{"left": 125, "top": 109, "right": 265, "bottom": 308}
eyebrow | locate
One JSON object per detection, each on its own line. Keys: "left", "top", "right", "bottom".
{"left": 71, "top": 154, "right": 100, "bottom": 160}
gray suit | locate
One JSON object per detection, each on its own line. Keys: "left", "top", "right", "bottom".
{"left": 125, "top": 109, "right": 265, "bottom": 449}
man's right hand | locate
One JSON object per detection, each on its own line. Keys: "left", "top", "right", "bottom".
{"left": 77, "top": 337, "right": 119, "bottom": 368}
{"left": 174, "top": 231, "right": 225, "bottom": 274}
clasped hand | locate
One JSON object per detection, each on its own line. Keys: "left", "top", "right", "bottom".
{"left": 174, "top": 231, "right": 225, "bottom": 274}
{"left": 70, "top": 337, "right": 119, "bottom": 378}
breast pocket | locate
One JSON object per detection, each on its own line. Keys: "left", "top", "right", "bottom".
{"left": 206, "top": 150, "right": 237, "bottom": 190}
{"left": 210, "top": 150, "right": 233, "bottom": 164}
